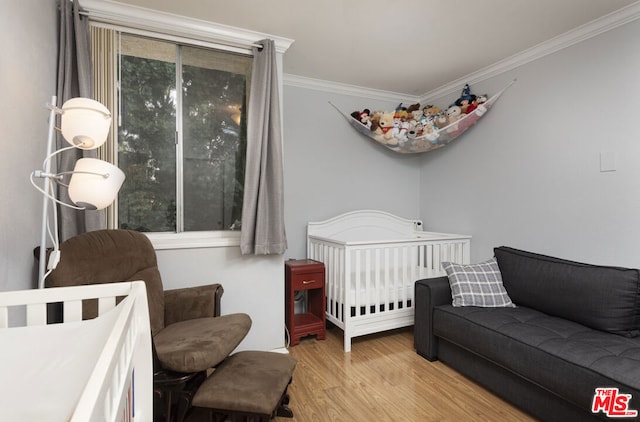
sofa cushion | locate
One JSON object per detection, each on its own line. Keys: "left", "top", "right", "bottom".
{"left": 494, "top": 246, "right": 640, "bottom": 337}
{"left": 433, "top": 305, "right": 640, "bottom": 412}
{"left": 442, "top": 258, "right": 515, "bottom": 307}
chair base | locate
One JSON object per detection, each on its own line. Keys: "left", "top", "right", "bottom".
{"left": 153, "top": 370, "right": 205, "bottom": 422}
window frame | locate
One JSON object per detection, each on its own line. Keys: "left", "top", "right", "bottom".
{"left": 84, "top": 0, "right": 292, "bottom": 250}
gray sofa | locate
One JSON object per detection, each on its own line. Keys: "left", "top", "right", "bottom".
{"left": 415, "top": 246, "right": 640, "bottom": 421}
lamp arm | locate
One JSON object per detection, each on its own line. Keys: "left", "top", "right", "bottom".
{"left": 56, "top": 170, "right": 110, "bottom": 179}
{"left": 30, "top": 171, "right": 86, "bottom": 211}
{"left": 40, "top": 144, "right": 77, "bottom": 170}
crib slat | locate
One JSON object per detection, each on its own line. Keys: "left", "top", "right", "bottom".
{"left": 0, "top": 306, "right": 8, "bottom": 328}
{"left": 26, "top": 303, "right": 47, "bottom": 326}
{"left": 64, "top": 300, "right": 83, "bottom": 322}
{"left": 364, "top": 249, "right": 371, "bottom": 316}
{"left": 99, "top": 297, "right": 116, "bottom": 316}
{"left": 374, "top": 248, "right": 381, "bottom": 313}
{"left": 354, "top": 250, "right": 361, "bottom": 317}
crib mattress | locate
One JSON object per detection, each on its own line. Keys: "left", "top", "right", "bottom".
{"left": 0, "top": 298, "right": 125, "bottom": 421}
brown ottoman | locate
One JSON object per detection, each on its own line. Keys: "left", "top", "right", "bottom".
{"left": 192, "top": 351, "right": 297, "bottom": 421}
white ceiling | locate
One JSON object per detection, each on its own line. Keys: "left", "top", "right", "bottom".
{"left": 113, "top": 0, "right": 638, "bottom": 96}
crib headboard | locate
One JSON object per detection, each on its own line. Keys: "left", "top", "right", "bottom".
{"left": 307, "top": 210, "right": 423, "bottom": 244}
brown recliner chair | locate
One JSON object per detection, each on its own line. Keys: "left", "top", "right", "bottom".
{"left": 45, "top": 229, "right": 252, "bottom": 421}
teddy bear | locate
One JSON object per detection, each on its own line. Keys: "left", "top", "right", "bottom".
{"left": 376, "top": 111, "right": 396, "bottom": 143}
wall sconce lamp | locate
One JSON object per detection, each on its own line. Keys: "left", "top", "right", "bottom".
{"left": 31, "top": 96, "right": 125, "bottom": 288}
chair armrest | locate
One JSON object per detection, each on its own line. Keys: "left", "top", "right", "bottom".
{"left": 163, "top": 283, "right": 223, "bottom": 326}
{"left": 414, "top": 276, "right": 451, "bottom": 362}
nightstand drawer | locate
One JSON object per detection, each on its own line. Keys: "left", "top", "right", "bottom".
{"left": 290, "top": 272, "right": 324, "bottom": 291}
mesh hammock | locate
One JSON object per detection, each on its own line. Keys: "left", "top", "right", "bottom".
{"left": 331, "top": 80, "right": 515, "bottom": 154}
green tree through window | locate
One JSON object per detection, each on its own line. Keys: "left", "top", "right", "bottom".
{"left": 117, "top": 35, "right": 251, "bottom": 233}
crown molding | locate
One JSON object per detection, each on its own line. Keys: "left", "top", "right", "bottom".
{"left": 284, "top": 2, "right": 640, "bottom": 103}
{"left": 79, "top": 0, "right": 294, "bottom": 54}
{"left": 283, "top": 74, "right": 420, "bottom": 103}
{"left": 420, "top": 1, "right": 640, "bottom": 102}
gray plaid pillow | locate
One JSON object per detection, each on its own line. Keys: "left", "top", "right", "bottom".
{"left": 442, "top": 258, "right": 515, "bottom": 307}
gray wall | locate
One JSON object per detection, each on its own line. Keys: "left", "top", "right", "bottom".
{"left": 283, "top": 85, "right": 422, "bottom": 259}
{"left": 1, "top": 0, "right": 57, "bottom": 293}
{"left": 419, "top": 18, "right": 640, "bottom": 268}
{"left": 4, "top": 1, "right": 640, "bottom": 348}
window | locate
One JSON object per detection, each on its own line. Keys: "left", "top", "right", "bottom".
{"left": 116, "top": 34, "right": 252, "bottom": 233}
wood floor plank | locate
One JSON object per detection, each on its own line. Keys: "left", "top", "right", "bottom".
{"left": 276, "top": 325, "right": 536, "bottom": 422}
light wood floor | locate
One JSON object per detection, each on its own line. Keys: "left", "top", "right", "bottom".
{"left": 275, "top": 325, "right": 535, "bottom": 422}
{"left": 188, "top": 325, "right": 536, "bottom": 421}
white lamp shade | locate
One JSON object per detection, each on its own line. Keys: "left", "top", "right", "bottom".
{"left": 61, "top": 98, "right": 112, "bottom": 150}
{"left": 68, "top": 158, "right": 125, "bottom": 210}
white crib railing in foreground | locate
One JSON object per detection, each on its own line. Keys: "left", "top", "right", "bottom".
{"left": 0, "top": 282, "right": 153, "bottom": 422}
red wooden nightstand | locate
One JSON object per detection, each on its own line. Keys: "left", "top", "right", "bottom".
{"left": 285, "top": 259, "right": 326, "bottom": 346}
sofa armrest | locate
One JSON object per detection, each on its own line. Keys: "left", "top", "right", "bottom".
{"left": 414, "top": 276, "right": 451, "bottom": 362}
{"left": 164, "top": 283, "right": 223, "bottom": 326}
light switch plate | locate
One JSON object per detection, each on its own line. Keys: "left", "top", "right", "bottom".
{"left": 600, "top": 151, "right": 616, "bottom": 172}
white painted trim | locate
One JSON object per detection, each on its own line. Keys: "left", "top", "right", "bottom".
{"left": 283, "top": 2, "right": 640, "bottom": 102}
{"left": 145, "top": 231, "right": 241, "bottom": 250}
{"left": 79, "top": 0, "right": 294, "bottom": 54}
{"left": 420, "top": 1, "right": 640, "bottom": 102}
{"left": 283, "top": 74, "right": 420, "bottom": 103}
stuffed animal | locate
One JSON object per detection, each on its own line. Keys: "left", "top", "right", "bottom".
{"left": 407, "top": 121, "right": 423, "bottom": 139}
{"left": 369, "top": 110, "right": 384, "bottom": 135}
{"left": 350, "top": 109, "right": 372, "bottom": 128}
{"left": 397, "top": 119, "right": 411, "bottom": 141}
{"left": 358, "top": 109, "right": 372, "bottom": 128}
{"left": 446, "top": 105, "right": 465, "bottom": 127}
{"left": 406, "top": 103, "right": 420, "bottom": 114}
{"left": 454, "top": 84, "right": 477, "bottom": 114}
{"left": 433, "top": 113, "right": 448, "bottom": 129}
{"left": 422, "top": 105, "right": 442, "bottom": 123}
{"left": 410, "top": 109, "right": 423, "bottom": 121}
{"left": 445, "top": 105, "right": 466, "bottom": 133}
{"left": 377, "top": 111, "right": 396, "bottom": 141}
{"left": 468, "top": 94, "right": 488, "bottom": 115}
{"left": 423, "top": 121, "right": 439, "bottom": 143}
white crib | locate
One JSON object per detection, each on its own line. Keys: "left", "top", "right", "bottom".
{"left": 0, "top": 281, "right": 153, "bottom": 421}
{"left": 307, "top": 210, "right": 471, "bottom": 352}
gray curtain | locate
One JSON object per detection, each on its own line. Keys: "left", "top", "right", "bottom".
{"left": 240, "top": 39, "right": 287, "bottom": 255}
{"left": 57, "top": 0, "right": 103, "bottom": 241}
